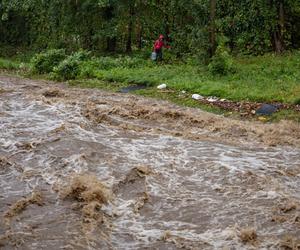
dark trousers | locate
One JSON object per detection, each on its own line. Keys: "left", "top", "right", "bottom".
{"left": 155, "top": 49, "right": 163, "bottom": 61}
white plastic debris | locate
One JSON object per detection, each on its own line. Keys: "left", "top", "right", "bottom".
{"left": 192, "top": 94, "right": 204, "bottom": 100}
{"left": 207, "top": 96, "right": 218, "bottom": 102}
{"left": 220, "top": 98, "right": 226, "bottom": 102}
{"left": 181, "top": 90, "right": 186, "bottom": 94}
{"left": 157, "top": 83, "right": 167, "bottom": 90}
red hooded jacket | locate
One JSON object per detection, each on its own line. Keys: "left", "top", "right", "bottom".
{"left": 154, "top": 39, "right": 170, "bottom": 51}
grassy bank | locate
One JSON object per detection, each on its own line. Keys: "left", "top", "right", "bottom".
{"left": 0, "top": 50, "right": 299, "bottom": 122}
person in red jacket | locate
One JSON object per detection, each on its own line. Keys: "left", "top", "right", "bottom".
{"left": 153, "top": 34, "right": 170, "bottom": 61}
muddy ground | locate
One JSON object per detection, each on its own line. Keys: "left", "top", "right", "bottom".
{"left": 0, "top": 75, "right": 300, "bottom": 249}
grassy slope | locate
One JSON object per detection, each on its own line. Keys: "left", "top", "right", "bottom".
{"left": 93, "top": 52, "right": 300, "bottom": 104}
{"left": 0, "top": 51, "right": 299, "bottom": 122}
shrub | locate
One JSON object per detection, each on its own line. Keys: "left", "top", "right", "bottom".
{"left": 52, "top": 50, "right": 91, "bottom": 80}
{"left": 31, "top": 49, "right": 66, "bottom": 74}
{"left": 78, "top": 60, "right": 99, "bottom": 79}
{"left": 91, "top": 56, "right": 150, "bottom": 70}
{"left": 208, "top": 37, "right": 235, "bottom": 76}
{"left": 208, "top": 50, "right": 235, "bottom": 76}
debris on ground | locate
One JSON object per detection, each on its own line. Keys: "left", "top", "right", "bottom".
{"left": 157, "top": 83, "right": 167, "bottom": 90}
{"left": 256, "top": 104, "right": 278, "bottom": 115}
{"left": 192, "top": 94, "right": 204, "bottom": 100}
{"left": 207, "top": 96, "right": 219, "bottom": 102}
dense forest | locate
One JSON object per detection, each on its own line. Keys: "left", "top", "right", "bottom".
{"left": 1, "top": 0, "right": 300, "bottom": 56}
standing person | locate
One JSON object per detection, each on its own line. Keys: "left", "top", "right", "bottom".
{"left": 153, "top": 34, "right": 170, "bottom": 61}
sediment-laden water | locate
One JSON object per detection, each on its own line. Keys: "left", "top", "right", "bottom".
{"left": 0, "top": 76, "right": 299, "bottom": 249}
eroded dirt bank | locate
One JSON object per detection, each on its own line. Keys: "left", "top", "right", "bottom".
{"left": 0, "top": 76, "right": 300, "bottom": 249}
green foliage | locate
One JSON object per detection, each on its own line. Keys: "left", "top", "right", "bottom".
{"left": 208, "top": 39, "right": 235, "bottom": 76}
{"left": 52, "top": 50, "right": 90, "bottom": 80}
{"left": 88, "top": 52, "right": 300, "bottom": 104}
{"left": 31, "top": 49, "right": 66, "bottom": 74}
{"left": 0, "top": 58, "right": 20, "bottom": 70}
{"left": 1, "top": 0, "right": 299, "bottom": 56}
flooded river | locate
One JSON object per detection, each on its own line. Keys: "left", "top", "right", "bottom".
{"left": 0, "top": 76, "right": 300, "bottom": 249}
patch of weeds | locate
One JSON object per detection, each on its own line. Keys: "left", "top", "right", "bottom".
{"left": 30, "top": 49, "right": 66, "bottom": 74}
{"left": 51, "top": 50, "right": 91, "bottom": 80}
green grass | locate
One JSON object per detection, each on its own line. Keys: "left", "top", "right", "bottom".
{"left": 92, "top": 51, "right": 300, "bottom": 104}
{"left": 0, "top": 58, "right": 21, "bottom": 70}
{"left": 0, "top": 50, "right": 300, "bottom": 122}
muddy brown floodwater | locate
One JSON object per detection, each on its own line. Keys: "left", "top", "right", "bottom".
{"left": 0, "top": 76, "right": 300, "bottom": 250}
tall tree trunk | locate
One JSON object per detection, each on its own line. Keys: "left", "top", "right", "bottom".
{"left": 107, "top": 37, "right": 117, "bottom": 52}
{"left": 126, "top": 0, "right": 135, "bottom": 53}
{"left": 136, "top": 22, "right": 143, "bottom": 50}
{"left": 272, "top": 0, "right": 285, "bottom": 53}
{"left": 105, "top": 6, "right": 117, "bottom": 52}
{"left": 209, "top": 0, "right": 217, "bottom": 57}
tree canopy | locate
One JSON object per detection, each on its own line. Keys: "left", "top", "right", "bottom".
{"left": 0, "top": 0, "right": 299, "bottom": 56}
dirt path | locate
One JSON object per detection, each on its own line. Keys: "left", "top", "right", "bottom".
{"left": 0, "top": 76, "right": 300, "bottom": 249}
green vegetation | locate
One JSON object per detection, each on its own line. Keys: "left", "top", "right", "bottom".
{"left": 1, "top": 1, "right": 300, "bottom": 56}
{"left": 31, "top": 49, "right": 66, "bottom": 74}
{"left": 0, "top": 58, "right": 21, "bottom": 70}
{"left": 0, "top": 49, "right": 299, "bottom": 122}
{"left": 1, "top": 50, "right": 300, "bottom": 106}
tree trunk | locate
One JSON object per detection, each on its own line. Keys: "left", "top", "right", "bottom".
{"left": 272, "top": 0, "right": 285, "bottom": 53}
{"left": 126, "top": 1, "right": 135, "bottom": 53}
{"left": 209, "top": 0, "right": 217, "bottom": 57}
{"left": 107, "top": 37, "right": 117, "bottom": 52}
{"left": 104, "top": 6, "right": 117, "bottom": 52}
{"left": 137, "top": 22, "right": 143, "bottom": 50}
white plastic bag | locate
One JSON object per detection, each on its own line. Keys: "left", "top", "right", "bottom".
{"left": 157, "top": 83, "right": 167, "bottom": 89}
{"left": 192, "top": 94, "right": 204, "bottom": 100}
{"left": 151, "top": 52, "right": 157, "bottom": 61}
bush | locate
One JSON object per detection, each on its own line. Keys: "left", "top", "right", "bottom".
{"left": 31, "top": 49, "right": 66, "bottom": 74}
{"left": 89, "top": 56, "right": 150, "bottom": 71}
{"left": 208, "top": 37, "right": 235, "bottom": 76}
{"left": 208, "top": 50, "right": 235, "bottom": 76}
{"left": 52, "top": 50, "right": 91, "bottom": 80}
{"left": 78, "top": 60, "right": 99, "bottom": 79}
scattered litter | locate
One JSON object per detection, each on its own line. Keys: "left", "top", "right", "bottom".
{"left": 207, "top": 96, "right": 219, "bottom": 102}
{"left": 258, "top": 116, "right": 268, "bottom": 122}
{"left": 192, "top": 94, "right": 204, "bottom": 100}
{"left": 220, "top": 98, "right": 226, "bottom": 102}
{"left": 256, "top": 104, "right": 278, "bottom": 115}
{"left": 181, "top": 90, "right": 186, "bottom": 94}
{"left": 157, "top": 84, "right": 167, "bottom": 90}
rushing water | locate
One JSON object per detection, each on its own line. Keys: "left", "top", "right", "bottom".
{"left": 0, "top": 77, "right": 299, "bottom": 249}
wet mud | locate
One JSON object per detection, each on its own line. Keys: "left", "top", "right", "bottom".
{"left": 0, "top": 75, "right": 300, "bottom": 249}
